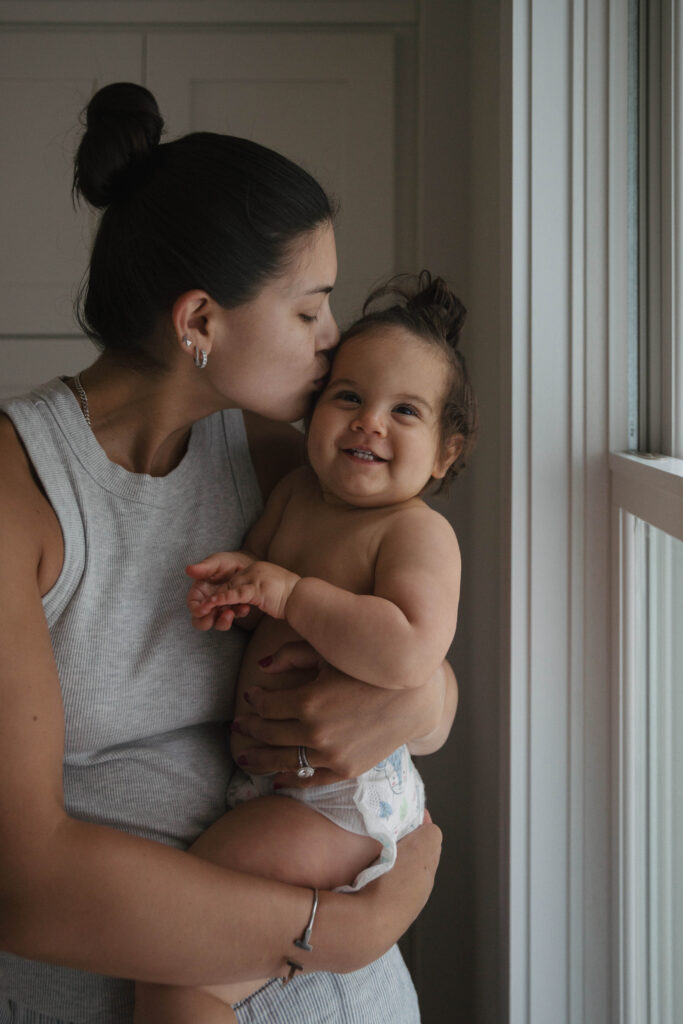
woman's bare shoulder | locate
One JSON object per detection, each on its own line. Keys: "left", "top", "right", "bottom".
{"left": 0, "top": 413, "right": 35, "bottom": 492}
{"left": 242, "top": 412, "right": 306, "bottom": 499}
{"left": 0, "top": 413, "right": 62, "bottom": 589}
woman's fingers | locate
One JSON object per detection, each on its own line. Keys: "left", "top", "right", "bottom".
{"left": 234, "top": 739, "right": 342, "bottom": 787}
{"left": 186, "top": 553, "right": 236, "bottom": 580}
{"left": 185, "top": 550, "right": 252, "bottom": 582}
{"left": 256, "top": 641, "right": 324, "bottom": 674}
{"left": 331, "top": 816, "right": 443, "bottom": 973}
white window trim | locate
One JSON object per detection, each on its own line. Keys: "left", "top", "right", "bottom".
{"left": 611, "top": 1, "right": 683, "bottom": 1021}
{"left": 506, "top": 0, "right": 628, "bottom": 1020}
{"left": 611, "top": 453, "right": 683, "bottom": 545}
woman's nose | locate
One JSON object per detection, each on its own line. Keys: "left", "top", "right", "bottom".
{"left": 316, "top": 305, "right": 339, "bottom": 352}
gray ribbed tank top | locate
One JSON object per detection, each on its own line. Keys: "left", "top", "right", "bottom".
{"left": 0, "top": 378, "right": 263, "bottom": 1021}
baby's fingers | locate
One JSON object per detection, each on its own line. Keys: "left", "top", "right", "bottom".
{"left": 186, "top": 551, "right": 245, "bottom": 582}
{"left": 187, "top": 579, "right": 222, "bottom": 612}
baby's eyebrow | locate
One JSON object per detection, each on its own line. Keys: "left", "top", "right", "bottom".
{"left": 327, "top": 379, "right": 434, "bottom": 413}
{"left": 397, "top": 394, "right": 433, "bottom": 413}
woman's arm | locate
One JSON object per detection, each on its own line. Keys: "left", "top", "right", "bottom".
{"left": 0, "top": 422, "right": 440, "bottom": 986}
{"left": 243, "top": 411, "right": 305, "bottom": 499}
{"left": 231, "top": 645, "right": 459, "bottom": 783}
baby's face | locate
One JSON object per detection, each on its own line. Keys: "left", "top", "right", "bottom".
{"left": 307, "top": 326, "right": 452, "bottom": 508}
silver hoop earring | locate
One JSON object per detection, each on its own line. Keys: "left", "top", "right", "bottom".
{"left": 194, "top": 347, "right": 208, "bottom": 370}
{"left": 182, "top": 335, "right": 192, "bottom": 347}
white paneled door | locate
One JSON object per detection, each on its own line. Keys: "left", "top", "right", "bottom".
{"left": 1, "top": 28, "right": 396, "bottom": 399}
{"left": 146, "top": 32, "right": 395, "bottom": 325}
{"left": 0, "top": 33, "right": 141, "bottom": 397}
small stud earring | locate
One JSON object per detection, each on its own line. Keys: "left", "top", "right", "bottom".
{"left": 194, "top": 347, "right": 208, "bottom": 370}
{"left": 182, "top": 335, "right": 192, "bottom": 347}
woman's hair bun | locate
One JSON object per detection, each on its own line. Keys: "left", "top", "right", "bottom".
{"left": 73, "top": 82, "right": 164, "bottom": 209}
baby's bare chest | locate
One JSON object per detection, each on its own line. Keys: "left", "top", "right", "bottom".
{"left": 267, "top": 502, "right": 386, "bottom": 595}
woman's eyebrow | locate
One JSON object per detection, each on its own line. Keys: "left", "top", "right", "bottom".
{"left": 303, "top": 284, "right": 334, "bottom": 296}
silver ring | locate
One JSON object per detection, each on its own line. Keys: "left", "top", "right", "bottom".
{"left": 296, "top": 745, "right": 315, "bottom": 779}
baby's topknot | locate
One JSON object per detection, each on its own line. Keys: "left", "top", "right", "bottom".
{"left": 362, "top": 270, "right": 467, "bottom": 351}
{"left": 73, "top": 82, "right": 164, "bottom": 209}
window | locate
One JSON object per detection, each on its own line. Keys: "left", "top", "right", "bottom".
{"left": 613, "top": 2, "right": 683, "bottom": 1021}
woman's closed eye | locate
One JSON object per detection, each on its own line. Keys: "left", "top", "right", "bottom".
{"left": 299, "top": 313, "right": 319, "bottom": 324}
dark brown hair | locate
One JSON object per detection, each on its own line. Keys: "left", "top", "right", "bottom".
{"left": 337, "top": 270, "right": 478, "bottom": 489}
{"left": 73, "top": 83, "right": 336, "bottom": 366}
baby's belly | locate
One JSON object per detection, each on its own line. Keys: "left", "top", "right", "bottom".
{"left": 237, "top": 617, "right": 319, "bottom": 695}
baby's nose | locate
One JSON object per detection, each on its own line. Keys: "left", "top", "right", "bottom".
{"left": 352, "top": 408, "right": 387, "bottom": 435}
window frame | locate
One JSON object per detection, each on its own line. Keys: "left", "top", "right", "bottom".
{"left": 612, "top": 1, "right": 683, "bottom": 1020}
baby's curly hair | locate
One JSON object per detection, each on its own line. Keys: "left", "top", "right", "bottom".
{"left": 337, "top": 270, "right": 478, "bottom": 490}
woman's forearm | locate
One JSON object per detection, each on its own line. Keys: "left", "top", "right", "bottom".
{"left": 1, "top": 812, "right": 440, "bottom": 986}
{"left": 2, "top": 816, "right": 312, "bottom": 985}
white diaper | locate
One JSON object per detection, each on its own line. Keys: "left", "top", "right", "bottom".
{"left": 226, "top": 744, "right": 424, "bottom": 892}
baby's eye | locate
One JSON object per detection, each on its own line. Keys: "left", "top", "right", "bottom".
{"left": 334, "top": 390, "right": 361, "bottom": 404}
{"left": 394, "top": 404, "right": 419, "bottom": 417}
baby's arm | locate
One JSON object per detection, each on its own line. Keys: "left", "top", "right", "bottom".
{"left": 186, "top": 469, "right": 300, "bottom": 630}
{"left": 196, "top": 506, "right": 461, "bottom": 690}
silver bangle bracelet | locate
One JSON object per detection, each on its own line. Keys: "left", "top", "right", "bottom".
{"left": 283, "top": 887, "right": 319, "bottom": 985}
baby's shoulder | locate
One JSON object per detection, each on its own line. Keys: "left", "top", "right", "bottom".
{"left": 277, "top": 464, "right": 321, "bottom": 506}
{"left": 385, "top": 497, "right": 456, "bottom": 532}
{"left": 379, "top": 499, "right": 460, "bottom": 555}
{"left": 264, "top": 463, "right": 315, "bottom": 508}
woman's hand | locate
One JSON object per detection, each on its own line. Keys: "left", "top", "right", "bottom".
{"left": 232, "top": 642, "right": 454, "bottom": 785}
{"left": 315, "top": 811, "right": 442, "bottom": 974}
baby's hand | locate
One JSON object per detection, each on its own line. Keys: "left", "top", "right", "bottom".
{"left": 190, "top": 560, "right": 301, "bottom": 623}
{"left": 186, "top": 551, "right": 256, "bottom": 631}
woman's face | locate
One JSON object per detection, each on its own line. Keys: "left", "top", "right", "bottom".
{"left": 213, "top": 223, "right": 339, "bottom": 422}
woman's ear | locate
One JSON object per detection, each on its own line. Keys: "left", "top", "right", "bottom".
{"left": 171, "top": 290, "right": 214, "bottom": 356}
{"left": 432, "top": 434, "right": 464, "bottom": 480}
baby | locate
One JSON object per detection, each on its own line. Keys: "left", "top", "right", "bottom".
{"left": 134, "top": 271, "right": 477, "bottom": 1022}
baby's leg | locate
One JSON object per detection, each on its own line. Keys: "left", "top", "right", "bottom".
{"left": 134, "top": 984, "right": 237, "bottom": 1024}
{"left": 134, "top": 795, "right": 381, "bottom": 1022}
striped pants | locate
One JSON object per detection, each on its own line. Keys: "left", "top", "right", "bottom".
{"left": 0, "top": 946, "right": 420, "bottom": 1023}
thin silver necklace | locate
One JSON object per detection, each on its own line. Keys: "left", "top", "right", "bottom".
{"left": 72, "top": 374, "right": 91, "bottom": 426}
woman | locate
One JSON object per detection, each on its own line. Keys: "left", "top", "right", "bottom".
{"left": 0, "top": 83, "right": 456, "bottom": 1023}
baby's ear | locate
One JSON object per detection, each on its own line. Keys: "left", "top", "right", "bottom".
{"left": 432, "top": 434, "right": 463, "bottom": 480}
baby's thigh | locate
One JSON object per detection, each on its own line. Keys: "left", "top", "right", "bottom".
{"left": 189, "top": 796, "right": 380, "bottom": 891}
